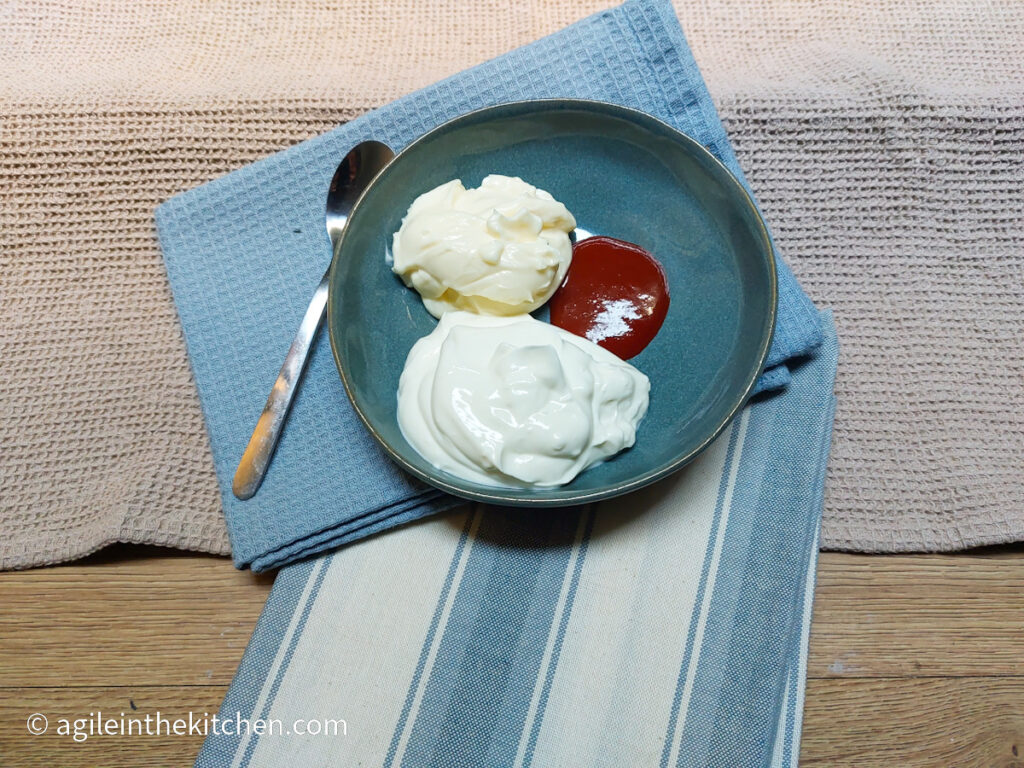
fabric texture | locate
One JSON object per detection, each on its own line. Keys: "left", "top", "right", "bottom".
{"left": 2, "top": 0, "right": 1022, "bottom": 568}
{"left": 154, "top": 0, "right": 821, "bottom": 572}
{"left": 193, "top": 311, "right": 837, "bottom": 768}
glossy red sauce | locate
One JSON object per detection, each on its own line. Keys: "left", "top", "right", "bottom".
{"left": 549, "top": 235, "right": 669, "bottom": 360}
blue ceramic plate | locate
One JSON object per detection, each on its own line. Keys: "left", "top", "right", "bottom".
{"left": 328, "top": 100, "right": 776, "bottom": 506}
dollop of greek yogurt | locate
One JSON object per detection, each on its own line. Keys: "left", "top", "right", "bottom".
{"left": 391, "top": 175, "right": 576, "bottom": 318}
{"left": 397, "top": 311, "right": 649, "bottom": 488}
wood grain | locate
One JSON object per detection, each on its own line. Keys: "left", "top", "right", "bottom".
{"left": 808, "top": 551, "right": 1024, "bottom": 679}
{"left": 0, "top": 686, "right": 227, "bottom": 768}
{"left": 0, "top": 548, "right": 273, "bottom": 688}
{"left": 802, "top": 677, "right": 1024, "bottom": 768}
{"left": 2, "top": 545, "right": 1024, "bottom": 765}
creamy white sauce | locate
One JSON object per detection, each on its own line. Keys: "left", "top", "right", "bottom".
{"left": 397, "top": 312, "right": 649, "bottom": 488}
{"left": 391, "top": 175, "right": 576, "bottom": 318}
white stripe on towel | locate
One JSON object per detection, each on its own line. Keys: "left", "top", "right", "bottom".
{"left": 230, "top": 556, "right": 327, "bottom": 768}
{"left": 245, "top": 507, "right": 478, "bottom": 768}
{"left": 664, "top": 409, "right": 749, "bottom": 768}
{"left": 385, "top": 509, "right": 481, "bottom": 768}
{"left": 524, "top": 416, "right": 743, "bottom": 767}
{"left": 513, "top": 508, "right": 593, "bottom": 768}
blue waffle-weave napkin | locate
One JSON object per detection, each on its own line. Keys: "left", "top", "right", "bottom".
{"left": 193, "top": 312, "right": 837, "bottom": 768}
{"left": 156, "top": 0, "right": 823, "bottom": 571}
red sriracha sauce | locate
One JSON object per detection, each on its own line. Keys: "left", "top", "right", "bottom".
{"left": 549, "top": 235, "right": 670, "bottom": 360}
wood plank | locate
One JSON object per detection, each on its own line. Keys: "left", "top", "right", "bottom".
{"left": 809, "top": 550, "right": 1024, "bottom": 678}
{"left": 0, "top": 685, "right": 225, "bottom": 768}
{"left": 0, "top": 546, "right": 273, "bottom": 687}
{"left": 801, "top": 676, "right": 1024, "bottom": 768}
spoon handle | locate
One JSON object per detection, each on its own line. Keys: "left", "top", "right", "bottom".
{"left": 232, "top": 267, "right": 331, "bottom": 500}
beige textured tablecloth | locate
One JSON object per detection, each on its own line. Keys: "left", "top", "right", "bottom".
{"left": 2, "top": 0, "right": 1022, "bottom": 570}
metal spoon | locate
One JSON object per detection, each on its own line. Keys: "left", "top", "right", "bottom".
{"left": 232, "top": 140, "right": 395, "bottom": 500}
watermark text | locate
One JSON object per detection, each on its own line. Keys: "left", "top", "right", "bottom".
{"left": 26, "top": 711, "right": 347, "bottom": 743}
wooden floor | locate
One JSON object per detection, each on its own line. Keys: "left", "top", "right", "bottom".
{"left": 2, "top": 545, "right": 1023, "bottom": 767}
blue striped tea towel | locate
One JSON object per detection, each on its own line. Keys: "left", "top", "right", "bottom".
{"left": 155, "top": 0, "right": 823, "bottom": 572}
{"left": 194, "top": 312, "right": 837, "bottom": 768}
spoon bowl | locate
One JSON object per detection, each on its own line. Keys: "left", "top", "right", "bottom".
{"left": 326, "top": 141, "right": 396, "bottom": 246}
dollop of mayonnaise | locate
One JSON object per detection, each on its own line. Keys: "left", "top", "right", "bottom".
{"left": 391, "top": 175, "right": 576, "bottom": 318}
{"left": 397, "top": 311, "right": 650, "bottom": 488}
